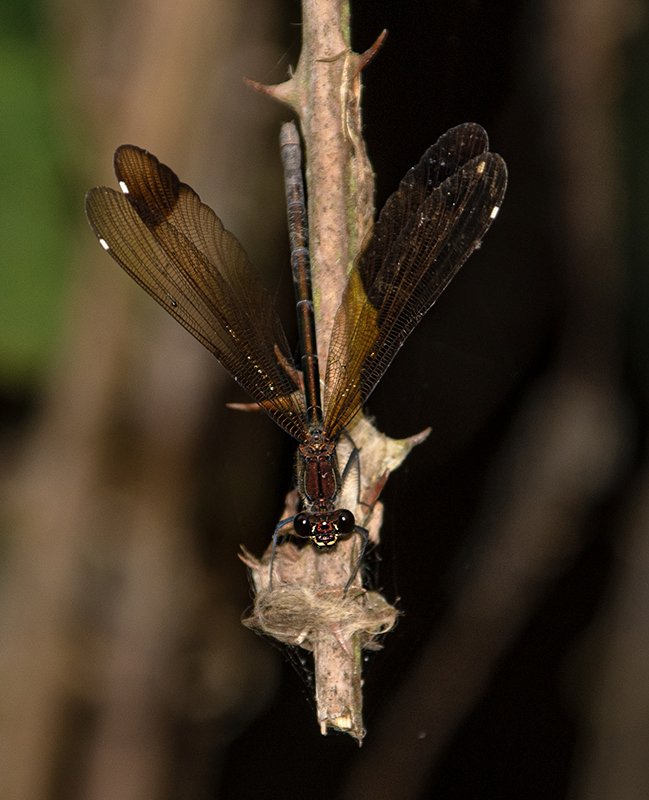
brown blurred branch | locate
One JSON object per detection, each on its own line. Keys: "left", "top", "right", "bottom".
{"left": 571, "top": 460, "right": 649, "bottom": 800}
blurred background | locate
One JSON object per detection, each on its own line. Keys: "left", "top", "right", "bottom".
{"left": 1, "top": 0, "right": 647, "bottom": 798}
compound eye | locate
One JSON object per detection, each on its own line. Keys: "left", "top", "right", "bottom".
{"left": 293, "top": 513, "right": 311, "bottom": 537}
{"left": 335, "top": 509, "right": 355, "bottom": 534}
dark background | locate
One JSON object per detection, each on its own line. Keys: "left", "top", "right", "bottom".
{"left": 0, "top": 0, "right": 646, "bottom": 798}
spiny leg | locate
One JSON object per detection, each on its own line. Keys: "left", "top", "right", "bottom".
{"left": 344, "top": 525, "right": 370, "bottom": 593}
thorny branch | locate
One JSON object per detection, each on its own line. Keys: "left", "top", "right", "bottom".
{"left": 241, "top": 2, "right": 424, "bottom": 740}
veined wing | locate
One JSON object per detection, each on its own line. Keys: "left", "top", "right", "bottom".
{"left": 323, "top": 124, "right": 507, "bottom": 438}
{"left": 85, "top": 145, "right": 308, "bottom": 441}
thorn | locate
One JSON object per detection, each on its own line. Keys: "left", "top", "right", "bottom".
{"left": 226, "top": 402, "right": 262, "bottom": 412}
{"left": 354, "top": 29, "right": 388, "bottom": 77}
{"left": 409, "top": 426, "right": 432, "bottom": 446}
{"left": 361, "top": 470, "right": 390, "bottom": 508}
{"left": 238, "top": 546, "right": 262, "bottom": 569}
{"left": 244, "top": 75, "right": 300, "bottom": 110}
{"left": 243, "top": 75, "right": 280, "bottom": 98}
{"left": 316, "top": 48, "right": 349, "bottom": 64}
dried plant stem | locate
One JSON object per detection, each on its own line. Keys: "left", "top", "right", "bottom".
{"left": 242, "top": 1, "right": 420, "bottom": 740}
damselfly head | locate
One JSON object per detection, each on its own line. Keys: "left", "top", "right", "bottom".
{"left": 293, "top": 508, "right": 356, "bottom": 547}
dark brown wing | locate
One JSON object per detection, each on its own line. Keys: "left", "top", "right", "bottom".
{"left": 85, "top": 145, "right": 308, "bottom": 441}
{"left": 323, "top": 124, "right": 507, "bottom": 438}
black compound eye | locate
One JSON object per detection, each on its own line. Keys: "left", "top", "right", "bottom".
{"left": 293, "top": 513, "right": 311, "bottom": 537}
{"left": 335, "top": 510, "right": 355, "bottom": 534}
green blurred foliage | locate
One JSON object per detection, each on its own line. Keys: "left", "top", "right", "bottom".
{"left": 0, "top": 1, "right": 75, "bottom": 387}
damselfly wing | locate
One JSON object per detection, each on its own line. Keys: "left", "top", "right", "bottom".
{"left": 85, "top": 122, "right": 507, "bottom": 587}
{"left": 324, "top": 123, "right": 507, "bottom": 437}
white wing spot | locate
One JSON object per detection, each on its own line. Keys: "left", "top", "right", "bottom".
{"left": 490, "top": 205, "right": 500, "bottom": 220}
{"left": 99, "top": 238, "right": 110, "bottom": 250}
{"left": 119, "top": 181, "right": 129, "bottom": 194}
